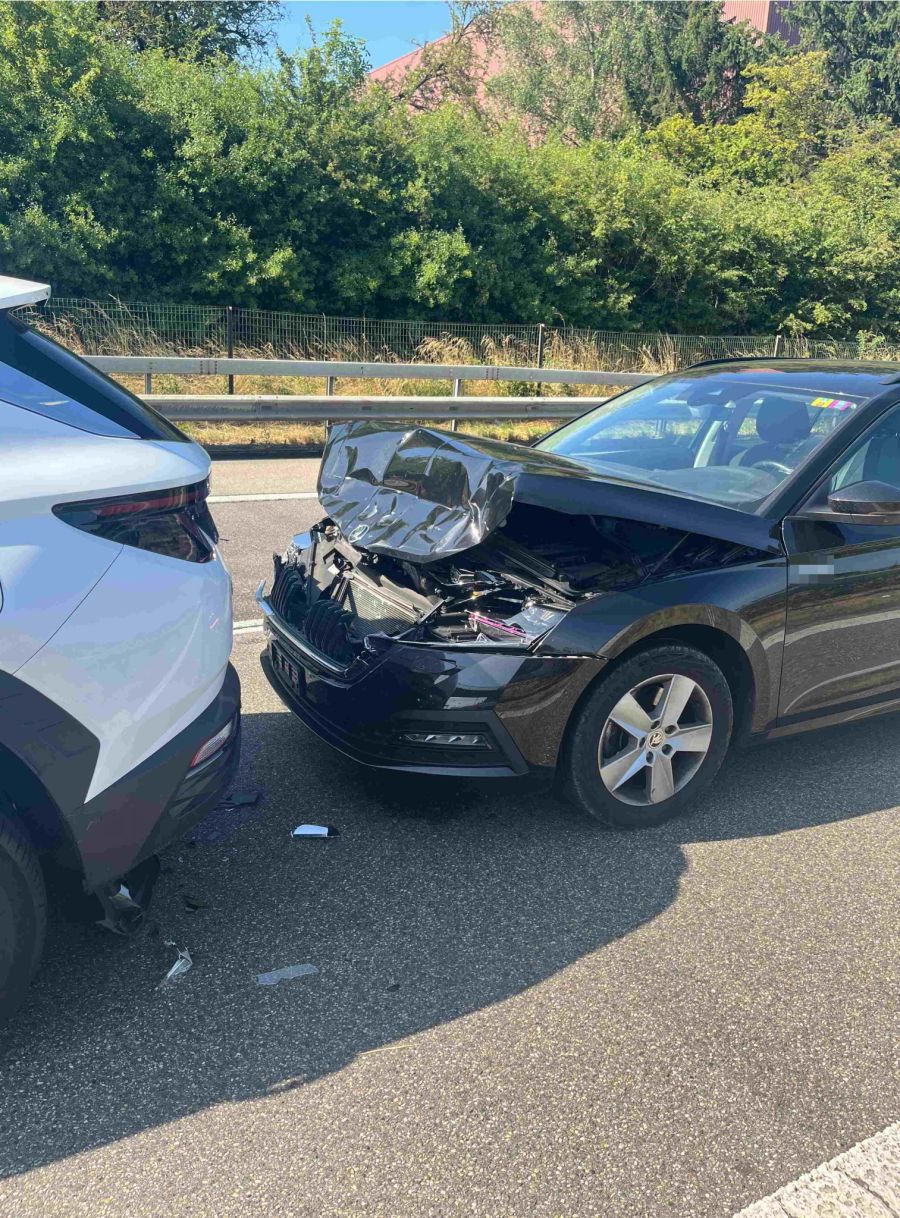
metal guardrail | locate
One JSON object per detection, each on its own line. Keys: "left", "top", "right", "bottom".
{"left": 87, "top": 355, "right": 648, "bottom": 387}
{"left": 86, "top": 355, "right": 648, "bottom": 422}
{"left": 141, "top": 394, "right": 611, "bottom": 421}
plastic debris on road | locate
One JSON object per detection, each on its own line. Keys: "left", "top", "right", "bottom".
{"left": 256, "top": 964, "right": 318, "bottom": 987}
{"left": 186, "top": 787, "right": 264, "bottom": 844}
{"left": 291, "top": 824, "right": 339, "bottom": 839}
{"left": 222, "top": 789, "right": 261, "bottom": 808}
{"left": 159, "top": 941, "right": 193, "bottom": 987}
{"left": 96, "top": 854, "right": 161, "bottom": 934}
{"left": 97, "top": 883, "right": 143, "bottom": 934}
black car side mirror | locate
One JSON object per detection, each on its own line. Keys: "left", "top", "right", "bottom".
{"left": 826, "top": 480, "right": 900, "bottom": 523}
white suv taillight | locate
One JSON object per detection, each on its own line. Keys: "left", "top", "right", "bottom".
{"left": 53, "top": 479, "right": 218, "bottom": 562}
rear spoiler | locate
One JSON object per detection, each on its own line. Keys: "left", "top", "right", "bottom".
{"left": 0, "top": 276, "right": 50, "bottom": 311}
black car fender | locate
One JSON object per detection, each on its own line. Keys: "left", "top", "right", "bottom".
{"left": 538, "top": 559, "right": 788, "bottom": 734}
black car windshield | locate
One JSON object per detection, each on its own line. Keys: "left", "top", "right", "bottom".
{"left": 537, "top": 365, "right": 889, "bottom": 510}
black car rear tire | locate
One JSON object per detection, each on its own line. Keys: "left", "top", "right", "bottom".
{"left": 0, "top": 801, "right": 47, "bottom": 1024}
{"left": 561, "top": 644, "right": 733, "bottom": 828}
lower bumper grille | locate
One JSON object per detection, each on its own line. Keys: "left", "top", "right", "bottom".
{"left": 261, "top": 641, "right": 526, "bottom": 776}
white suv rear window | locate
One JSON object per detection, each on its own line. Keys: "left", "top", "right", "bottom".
{"left": 0, "top": 312, "right": 186, "bottom": 441}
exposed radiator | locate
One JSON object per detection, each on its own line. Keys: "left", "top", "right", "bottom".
{"left": 345, "top": 579, "right": 419, "bottom": 637}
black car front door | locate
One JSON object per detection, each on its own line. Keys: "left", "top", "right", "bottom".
{"left": 779, "top": 402, "right": 900, "bottom": 725}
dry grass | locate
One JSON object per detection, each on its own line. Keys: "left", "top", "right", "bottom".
{"left": 31, "top": 319, "right": 653, "bottom": 400}
{"left": 29, "top": 318, "right": 627, "bottom": 447}
{"left": 541, "top": 330, "right": 680, "bottom": 376}
{"left": 115, "top": 371, "right": 623, "bottom": 399}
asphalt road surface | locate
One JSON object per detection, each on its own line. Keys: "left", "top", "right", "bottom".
{"left": 1, "top": 458, "right": 898, "bottom": 1218}
{"left": 210, "top": 457, "right": 322, "bottom": 622}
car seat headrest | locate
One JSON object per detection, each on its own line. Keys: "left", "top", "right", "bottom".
{"left": 755, "top": 397, "right": 813, "bottom": 445}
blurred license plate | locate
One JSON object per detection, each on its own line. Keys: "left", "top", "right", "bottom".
{"left": 272, "top": 643, "right": 304, "bottom": 695}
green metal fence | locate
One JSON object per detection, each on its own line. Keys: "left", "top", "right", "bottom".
{"left": 16, "top": 297, "right": 900, "bottom": 370}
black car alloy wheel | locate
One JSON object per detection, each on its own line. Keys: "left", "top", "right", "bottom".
{"left": 562, "top": 644, "right": 733, "bottom": 828}
{"left": 599, "top": 673, "right": 713, "bottom": 805}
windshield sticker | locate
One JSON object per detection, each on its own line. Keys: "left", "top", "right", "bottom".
{"left": 810, "top": 396, "right": 854, "bottom": 411}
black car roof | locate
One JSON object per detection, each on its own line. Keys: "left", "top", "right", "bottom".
{"left": 684, "top": 357, "right": 900, "bottom": 395}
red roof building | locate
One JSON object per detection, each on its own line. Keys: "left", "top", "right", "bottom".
{"left": 722, "top": 0, "right": 798, "bottom": 40}
{"left": 369, "top": 1, "right": 798, "bottom": 94}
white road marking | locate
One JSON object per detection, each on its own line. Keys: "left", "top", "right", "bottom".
{"left": 734, "top": 1122, "right": 900, "bottom": 1217}
{"left": 209, "top": 491, "right": 319, "bottom": 503}
{"left": 233, "top": 619, "right": 265, "bottom": 636}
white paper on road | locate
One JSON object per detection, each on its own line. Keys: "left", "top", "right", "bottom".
{"left": 256, "top": 964, "right": 318, "bottom": 987}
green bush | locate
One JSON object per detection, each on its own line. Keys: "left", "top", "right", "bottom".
{"left": 1, "top": 1, "right": 898, "bottom": 340}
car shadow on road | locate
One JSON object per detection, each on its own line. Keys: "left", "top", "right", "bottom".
{"left": 1, "top": 705, "right": 896, "bottom": 1178}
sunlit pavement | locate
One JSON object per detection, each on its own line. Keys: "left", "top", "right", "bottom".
{"left": 0, "top": 460, "right": 897, "bottom": 1218}
{"left": 735, "top": 1122, "right": 900, "bottom": 1216}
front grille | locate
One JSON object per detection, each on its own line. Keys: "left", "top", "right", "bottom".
{"left": 345, "top": 580, "right": 419, "bottom": 637}
{"left": 270, "top": 557, "right": 308, "bottom": 626}
{"left": 269, "top": 557, "right": 356, "bottom": 667}
{"left": 303, "top": 596, "right": 356, "bottom": 665}
{"left": 268, "top": 552, "right": 420, "bottom": 667}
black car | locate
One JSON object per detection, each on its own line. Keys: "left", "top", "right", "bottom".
{"left": 259, "top": 359, "right": 900, "bottom": 827}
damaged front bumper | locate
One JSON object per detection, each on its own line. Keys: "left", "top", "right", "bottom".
{"left": 258, "top": 580, "right": 602, "bottom": 779}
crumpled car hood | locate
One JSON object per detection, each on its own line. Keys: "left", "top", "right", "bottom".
{"left": 318, "top": 422, "right": 781, "bottom": 562}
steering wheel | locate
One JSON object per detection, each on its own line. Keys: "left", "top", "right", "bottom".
{"left": 751, "top": 459, "right": 792, "bottom": 477}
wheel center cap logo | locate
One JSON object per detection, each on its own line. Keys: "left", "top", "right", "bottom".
{"left": 648, "top": 729, "right": 664, "bottom": 748}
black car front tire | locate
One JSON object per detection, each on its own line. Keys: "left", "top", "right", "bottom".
{"left": 0, "top": 801, "right": 47, "bottom": 1023}
{"left": 561, "top": 644, "right": 733, "bottom": 828}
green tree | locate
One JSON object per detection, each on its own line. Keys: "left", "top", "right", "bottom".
{"left": 649, "top": 51, "right": 840, "bottom": 184}
{"left": 787, "top": 0, "right": 900, "bottom": 124}
{"left": 771, "top": 124, "right": 900, "bottom": 335}
{"left": 94, "top": 1, "right": 282, "bottom": 61}
{"left": 379, "top": 1, "right": 499, "bottom": 114}
{"left": 489, "top": 0, "right": 780, "bottom": 143}
{"left": 0, "top": 3, "right": 415, "bottom": 307}
{"left": 1, "top": 0, "right": 898, "bottom": 339}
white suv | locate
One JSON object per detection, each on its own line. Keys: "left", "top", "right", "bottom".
{"left": 0, "top": 277, "right": 240, "bottom": 1020}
